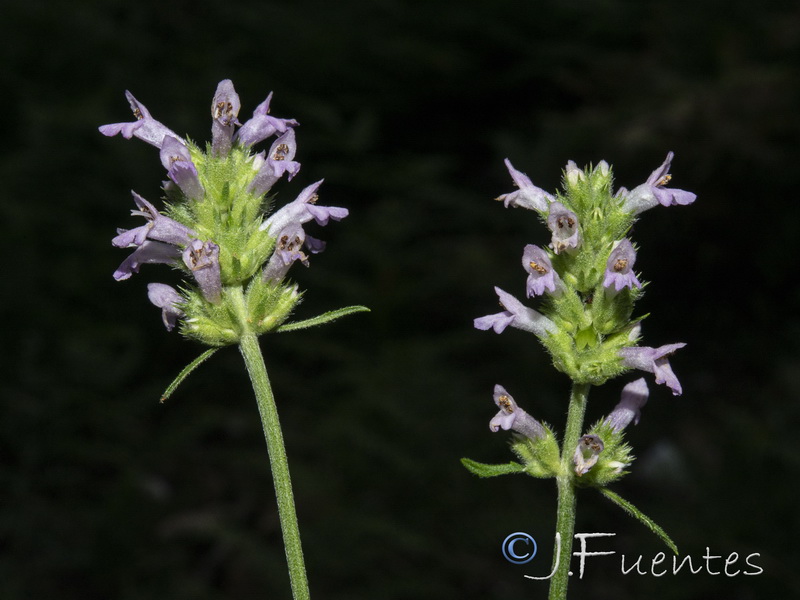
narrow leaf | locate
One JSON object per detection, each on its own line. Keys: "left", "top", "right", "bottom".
{"left": 599, "top": 487, "right": 679, "bottom": 555}
{"left": 160, "top": 348, "right": 219, "bottom": 403}
{"left": 276, "top": 305, "right": 370, "bottom": 333}
{"left": 461, "top": 457, "right": 526, "bottom": 478}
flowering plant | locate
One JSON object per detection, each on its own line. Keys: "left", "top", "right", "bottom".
{"left": 464, "top": 153, "right": 695, "bottom": 599}
{"left": 101, "top": 80, "right": 367, "bottom": 600}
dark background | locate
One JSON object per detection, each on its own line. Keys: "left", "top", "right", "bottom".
{"left": 4, "top": 1, "right": 799, "bottom": 598}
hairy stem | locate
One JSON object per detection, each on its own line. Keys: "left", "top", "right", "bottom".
{"left": 548, "top": 382, "right": 590, "bottom": 600}
{"left": 233, "top": 287, "right": 310, "bottom": 600}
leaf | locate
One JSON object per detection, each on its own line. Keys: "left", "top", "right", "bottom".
{"left": 461, "top": 458, "right": 526, "bottom": 478}
{"left": 599, "top": 487, "right": 679, "bottom": 555}
{"left": 160, "top": 348, "right": 219, "bottom": 403}
{"left": 276, "top": 305, "right": 370, "bottom": 333}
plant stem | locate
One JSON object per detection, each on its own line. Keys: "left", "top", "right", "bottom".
{"left": 548, "top": 382, "right": 591, "bottom": 600}
{"left": 233, "top": 288, "right": 310, "bottom": 600}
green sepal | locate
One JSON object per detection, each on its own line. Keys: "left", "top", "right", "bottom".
{"left": 509, "top": 426, "right": 561, "bottom": 478}
{"left": 160, "top": 348, "right": 219, "bottom": 403}
{"left": 277, "top": 305, "right": 370, "bottom": 333}
{"left": 460, "top": 458, "right": 526, "bottom": 478}
{"left": 599, "top": 487, "right": 679, "bottom": 555}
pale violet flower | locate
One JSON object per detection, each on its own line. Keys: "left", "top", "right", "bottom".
{"left": 546, "top": 202, "right": 580, "bottom": 254}
{"left": 474, "top": 287, "right": 557, "bottom": 336}
{"left": 159, "top": 136, "right": 204, "bottom": 200}
{"left": 495, "top": 159, "right": 554, "bottom": 212}
{"left": 522, "top": 244, "right": 562, "bottom": 297}
{"left": 147, "top": 283, "right": 184, "bottom": 331}
{"left": 260, "top": 180, "right": 348, "bottom": 235}
{"left": 620, "top": 152, "right": 696, "bottom": 214}
{"left": 113, "top": 240, "right": 180, "bottom": 281}
{"left": 603, "top": 239, "right": 641, "bottom": 292}
{"left": 99, "top": 91, "right": 184, "bottom": 149}
{"left": 619, "top": 343, "right": 686, "bottom": 396}
{"left": 112, "top": 192, "right": 194, "bottom": 249}
{"left": 605, "top": 378, "right": 649, "bottom": 431}
{"left": 236, "top": 92, "right": 299, "bottom": 147}
{"left": 489, "top": 385, "right": 545, "bottom": 440}
{"left": 573, "top": 434, "right": 604, "bottom": 476}
{"left": 182, "top": 240, "right": 222, "bottom": 304}
{"left": 210, "top": 79, "right": 242, "bottom": 157}
{"left": 250, "top": 129, "right": 302, "bottom": 196}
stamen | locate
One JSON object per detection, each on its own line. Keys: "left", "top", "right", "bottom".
{"left": 497, "top": 394, "right": 514, "bottom": 413}
{"left": 272, "top": 143, "right": 289, "bottom": 161}
{"left": 613, "top": 258, "right": 628, "bottom": 272}
{"left": 557, "top": 216, "right": 575, "bottom": 230}
{"left": 655, "top": 174, "right": 672, "bottom": 187}
{"left": 529, "top": 260, "right": 548, "bottom": 275}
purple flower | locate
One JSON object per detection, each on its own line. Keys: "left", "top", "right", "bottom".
{"left": 573, "top": 434, "right": 604, "bottom": 476}
{"left": 210, "top": 79, "right": 242, "bottom": 157}
{"left": 159, "top": 136, "right": 204, "bottom": 200}
{"left": 602, "top": 239, "right": 642, "bottom": 292}
{"left": 112, "top": 192, "right": 194, "bottom": 248}
{"left": 99, "top": 91, "right": 183, "bottom": 149}
{"left": 249, "top": 130, "right": 303, "bottom": 196}
{"left": 147, "top": 283, "right": 184, "bottom": 331}
{"left": 621, "top": 152, "right": 697, "bottom": 214}
{"left": 262, "top": 223, "right": 310, "bottom": 283}
{"left": 182, "top": 240, "right": 222, "bottom": 303}
{"left": 260, "top": 180, "right": 349, "bottom": 235}
{"left": 619, "top": 343, "right": 687, "bottom": 396}
{"left": 489, "top": 385, "right": 545, "bottom": 440}
{"left": 546, "top": 202, "right": 580, "bottom": 254}
{"left": 113, "top": 240, "right": 181, "bottom": 281}
{"left": 605, "top": 378, "right": 649, "bottom": 431}
{"left": 474, "top": 287, "right": 557, "bottom": 336}
{"left": 235, "top": 92, "right": 299, "bottom": 148}
{"left": 495, "top": 159, "right": 554, "bottom": 212}
{"left": 522, "top": 245, "right": 562, "bottom": 297}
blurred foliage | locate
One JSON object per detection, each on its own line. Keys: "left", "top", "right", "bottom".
{"left": 2, "top": 0, "right": 799, "bottom": 598}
